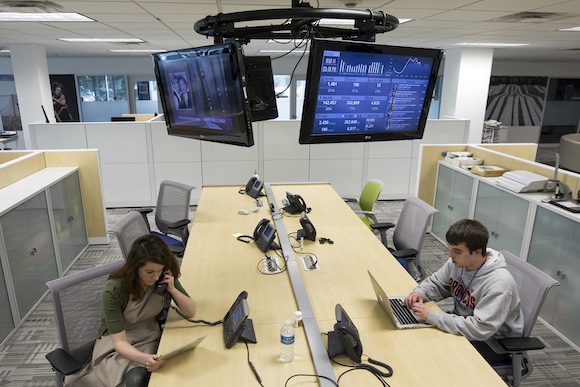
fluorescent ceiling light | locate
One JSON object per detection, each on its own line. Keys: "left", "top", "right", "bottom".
{"left": 453, "top": 42, "right": 530, "bottom": 47}
{"left": 109, "top": 49, "right": 162, "bottom": 53}
{"left": 0, "top": 12, "right": 92, "bottom": 22}
{"left": 59, "top": 38, "right": 145, "bottom": 43}
{"left": 0, "top": 49, "right": 10, "bottom": 53}
{"left": 559, "top": 26, "right": 580, "bottom": 31}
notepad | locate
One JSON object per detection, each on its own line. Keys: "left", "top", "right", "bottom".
{"left": 157, "top": 334, "right": 207, "bottom": 360}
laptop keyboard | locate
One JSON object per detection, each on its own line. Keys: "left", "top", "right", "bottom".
{"left": 389, "top": 298, "right": 418, "bottom": 325}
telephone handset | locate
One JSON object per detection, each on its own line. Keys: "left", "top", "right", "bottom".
{"left": 154, "top": 269, "right": 169, "bottom": 295}
{"left": 245, "top": 176, "right": 264, "bottom": 199}
{"left": 253, "top": 218, "right": 278, "bottom": 252}
{"left": 299, "top": 212, "right": 317, "bottom": 241}
{"left": 223, "top": 291, "right": 253, "bottom": 348}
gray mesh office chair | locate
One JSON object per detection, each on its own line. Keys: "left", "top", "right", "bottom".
{"left": 109, "top": 210, "right": 150, "bottom": 259}
{"left": 484, "top": 250, "right": 560, "bottom": 387}
{"left": 370, "top": 197, "right": 438, "bottom": 282}
{"left": 45, "top": 260, "right": 124, "bottom": 387}
{"left": 138, "top": 180, "right": 195, "bottom": 257}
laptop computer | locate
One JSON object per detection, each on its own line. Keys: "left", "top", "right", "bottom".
{"left": 368, "top": 271, "right": 431, "bottom": 329}
{"left": 157, "top": 334, "right": 207, "bottom": 360}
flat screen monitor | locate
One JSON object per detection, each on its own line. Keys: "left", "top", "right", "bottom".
{"left": 243, "top": 56, "right": 278, "bottom": 121}
{"left": 152, "top": 42, "right": 254, "bottom": 147}
{"left": 111, "top": 116, "right": 135, "bottom": 122}
{"left": 299, "top": 39, "right": 443, "bottom": 144}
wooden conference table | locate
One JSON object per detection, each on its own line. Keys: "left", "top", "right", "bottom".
{"left": 149, "top": 183, "right": 505, "bottom": 386}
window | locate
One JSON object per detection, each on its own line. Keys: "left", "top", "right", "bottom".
{"left": 77, "top": 75, "right": 127, "bottom": 102}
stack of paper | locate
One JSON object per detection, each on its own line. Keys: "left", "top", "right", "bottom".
{"left": 495, "top": 170, "right": 550, "bottom": 193}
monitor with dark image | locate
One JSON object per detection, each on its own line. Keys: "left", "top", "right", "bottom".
{"left": 299, "top": 39, "right": 443, "bottom": 144}
{"left": 152, "top": 42, "right": 254, "bottom": 147}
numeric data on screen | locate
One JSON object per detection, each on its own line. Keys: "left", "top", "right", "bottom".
{"left": 312, "top": 50, "right": 434, "bottom": 135}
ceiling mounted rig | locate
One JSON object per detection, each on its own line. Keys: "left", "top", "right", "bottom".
{"left": 194, "top": 0, "right": 399, "bottom": 43}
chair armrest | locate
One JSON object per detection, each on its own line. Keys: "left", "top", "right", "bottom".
{"left": 391, "top": 248, "right": 419, "bottom": 259}
{"left": 343, "top": 197, "right": 358, "bottom": 204}
{"left": 498, "top": 337, "right": 545, "bottom": 352}
{"left": 46, "top": 348, "right": 83, "bottom": 375}
{"left": 167, "top": 219, "right": 190, "bottom": 230}
{"left": 135, "top": 208, "right": 153, "bottom": 215}
{"left": 370, "top": 222, "right": 395, "bottom": 231}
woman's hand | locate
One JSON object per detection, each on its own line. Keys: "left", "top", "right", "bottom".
{"left": 145, "top": 354, "right": 165, "bottom": 372}
{"left": 159, "top": 270, "right": 176, "bottom": 292}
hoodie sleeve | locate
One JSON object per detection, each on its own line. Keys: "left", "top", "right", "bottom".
{"left": 425, "top": 289, "right": 515, "bottom": 341}
{"left": 413, "top": 259, "right": 453, "bottom": 302}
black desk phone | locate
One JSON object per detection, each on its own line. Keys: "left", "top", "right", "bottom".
{"left": 253, "top": 218, "right": 278, "bottom": 252}
{"left": 284, "top": 191, "right": 308, "bottom": 214}
{"left": 245, "top": 176, "right": 264, "bottom": 199}
{"left": 223, "top": 291, "right": 253, "bottom": 348}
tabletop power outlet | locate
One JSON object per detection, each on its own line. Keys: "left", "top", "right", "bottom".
{"left": 264, "top": 256, "right": 281, "bottom": 273}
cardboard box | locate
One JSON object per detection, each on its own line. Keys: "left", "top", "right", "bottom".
{"left": 471, "top": 165, "right": 507, "bottom": 177}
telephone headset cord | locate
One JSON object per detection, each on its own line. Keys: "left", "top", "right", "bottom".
{"left": 162, "top": 294, "right": 223, "bottom": 326}
{"left": 244, "top": 340, "right": 264, "bottom": 387}
{"left": 330, "top": 355, "right": 393, "bottom": 386}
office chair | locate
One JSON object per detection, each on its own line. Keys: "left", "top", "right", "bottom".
{"left": 45, "top": 260, "right": 124, "bottom": 387}
{"left": 109, "top": 210, "right": 150, "bottom": 260}
{"left": 481, "top": 250, "right": 559, "bottom": 387}
{"left": 343, "top": 179, "right": 385, "bottom": 230}
{"left": 370, "top": 197, "right": 438, "bottom": 282}
{"left": 138, "top": 180, "right": 195, "bottom": 257}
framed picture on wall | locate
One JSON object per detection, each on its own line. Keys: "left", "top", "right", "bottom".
{"left": 49, "top": 74, "right": 80, "bottom": 122}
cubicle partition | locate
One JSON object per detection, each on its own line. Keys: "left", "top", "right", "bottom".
{"left": 29, "top": 118, "right": 470, "bottom": 208}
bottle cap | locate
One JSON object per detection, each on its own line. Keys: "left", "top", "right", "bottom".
{"left": 294, "top": 311, "right": 303, "bottom": 319}
{"left": 285, "top": 320, "right": 291, "bottom": 325}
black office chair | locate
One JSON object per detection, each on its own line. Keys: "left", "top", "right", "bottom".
{"left": 370, "top": 197, "right": 438, "bottom": 282}
{"left": 138, "top": 180, "right": 195, "bottom": 257}
{"left": 484, "top": 250, "right": 560, "bottom": 386}
{"left": 45, "top": 260, "right": 124, "bottom": 387}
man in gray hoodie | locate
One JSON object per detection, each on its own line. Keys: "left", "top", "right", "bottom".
{"left": 404, "top": 218, "right": 524, "bottom": 363}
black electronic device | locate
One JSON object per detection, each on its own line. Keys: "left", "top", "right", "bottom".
{"left": 154, "top": 270, "right": 169, "bottom": 295}
{"left": 299, "top": 212, "right": 317, "bottom": 241}
{"left": 245, "top": 176, "right": 264, "bottom": 198}
{"left": 283, "top": 191, "right": 309, "bottom": 214}
{"left": 243, "top": 56, "right": 278, "bottom": 122}
{"left": 152, "top": 42, "right": 254, "bottom": 147}
{"left": 299, "top": 38, "right": 443, "bottom": 145}
{"left": 223, "top": 291, "right": 256, "bottom": 348}
{"left": 327, "top": 304, "right": 363, "bottom": 363}
{"left": 111, "top": 116, "right": 136, "bottom": 122}
{"left": 253, "top": 219, "right": 279, "bottom": 252}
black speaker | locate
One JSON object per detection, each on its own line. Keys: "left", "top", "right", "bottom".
{"left": 243, "top": 56, "right": 278, "bottom": 122}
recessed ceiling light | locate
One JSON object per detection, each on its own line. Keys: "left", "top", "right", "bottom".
{"left": 0, "top": 12, "right": 92, "bottom": 22}
{"left": 59, "top": 38, "right": 145, "bottom": 43}
{"left": 453, "top": 42, "right": 530, "bottom": 47}
{"left": 559, "top": 27, "right": 580, "bottom": 32}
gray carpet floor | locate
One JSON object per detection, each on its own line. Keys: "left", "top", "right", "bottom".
{"left": 1, "top": 201, "right": 579, "bottom": 386}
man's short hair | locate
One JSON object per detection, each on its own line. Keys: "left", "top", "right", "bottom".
{"left": 446, "top": 219, "right": 488, "bottom": 254}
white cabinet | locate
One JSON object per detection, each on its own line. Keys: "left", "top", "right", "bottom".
{"left": 0, "top": 168, "right": 88, "bottom": 344}
{"left": 474, "top": 182, "right": 530, "bottom": 257}
{"left": 432, "top": 163, "right": 474, "bottom": 240}
{"left": 527, "top": 206, "right": 580, "bottom": 348}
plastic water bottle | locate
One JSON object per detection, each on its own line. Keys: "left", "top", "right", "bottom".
{"left": 279, "top": 320, "right": 295, "bottom": 362}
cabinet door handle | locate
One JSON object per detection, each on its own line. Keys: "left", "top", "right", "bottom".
{"left": 67, "top": 216, "right": 74, "bottom": 222}
{"left": 30, "top": 247, "right": 37, "bottom": 256}
{"left": 448, "top": 205, "right": 454, "bottom": 210}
